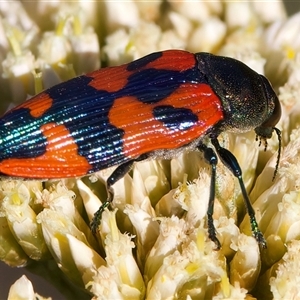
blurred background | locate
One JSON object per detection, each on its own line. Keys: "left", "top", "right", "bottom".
{"left": 286, "top": 1, "right": 300, "bottom": 14}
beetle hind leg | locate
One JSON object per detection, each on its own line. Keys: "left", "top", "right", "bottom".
{"left": 90, "top": 159, "right": 135, "bottom": 234}
{"left": 90, "top": 153, "right": 150, "bottom": 234}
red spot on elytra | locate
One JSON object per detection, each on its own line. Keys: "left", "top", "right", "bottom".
{"left": 15, "top": 93, "right": 53, "bottom": 118}
{"left": 0, "top": 123, "right": 91, "bottom": 178}
{"left": 109, "top": 83, "right": 224, "bottom": 158}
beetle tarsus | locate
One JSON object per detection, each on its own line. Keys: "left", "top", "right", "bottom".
{"left": 207, "top": 216, "right": 222, "bottom": 250}
{"left": 91, "top": 188, "right": 114, "bottom": 234}
{"left": 90, "top": 200, "right": 111, "bottom": 234}
{"left": 250, "top": 215, "right": 267, "bottom": 249}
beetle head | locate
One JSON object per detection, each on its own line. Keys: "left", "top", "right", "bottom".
{"left": 195, "top": 52, "right": 281, "bottom": 179}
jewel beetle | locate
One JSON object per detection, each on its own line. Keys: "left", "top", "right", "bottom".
{"left": 0, "top": 50, "right": 281, "bottom": 248}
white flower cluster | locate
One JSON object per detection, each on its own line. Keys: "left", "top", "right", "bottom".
{"left": 1, "top": 1, "right": 300, "bottom": 299}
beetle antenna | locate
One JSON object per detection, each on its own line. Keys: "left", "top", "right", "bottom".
{"left": 272, "top": 127, "right": 281, "bottom": 181}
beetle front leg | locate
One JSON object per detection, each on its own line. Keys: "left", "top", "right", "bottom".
{"left": 197, "top": 142, "right": 222, "bottom": 249}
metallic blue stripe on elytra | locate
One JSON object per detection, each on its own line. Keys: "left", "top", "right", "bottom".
{"left": 153, "top": 105, "right": 198, "bottom": 131}
{"left": 45, "top": 76, "right": 126, "bottom": 171}
{"left": 0, "top": 54, "right": 208, "bottom": 172}
{"left": 0, "top": 110, "right": 47, "bottom": 160}
{"left": 118, "top": 66, "right": 205, "bottom": 104}
{"left": 43, "top": 61, "right": 206, "bottom": 170}
{"left": 126, "top": 51, "right": 162, "bottom": 71}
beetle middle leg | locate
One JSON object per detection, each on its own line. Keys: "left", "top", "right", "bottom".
{"left": 197, "top": 142, "right": 222, "bottom": 249}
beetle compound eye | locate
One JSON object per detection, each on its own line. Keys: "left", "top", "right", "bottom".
{"left": 259, "top": 75, "right": 282, "bottom": 129}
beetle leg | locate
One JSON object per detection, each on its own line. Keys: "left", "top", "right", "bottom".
{"left": 91, "top": 159, "right": 135, "bottom": 234}
{"left": 91, "top": 153, "right": 149, "bottom": 234}
{"left": 210, "top": 138, "right": 267, "bottom": 248}
{"left": 197, "top": 143, "right": 222, "bottom": 249}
